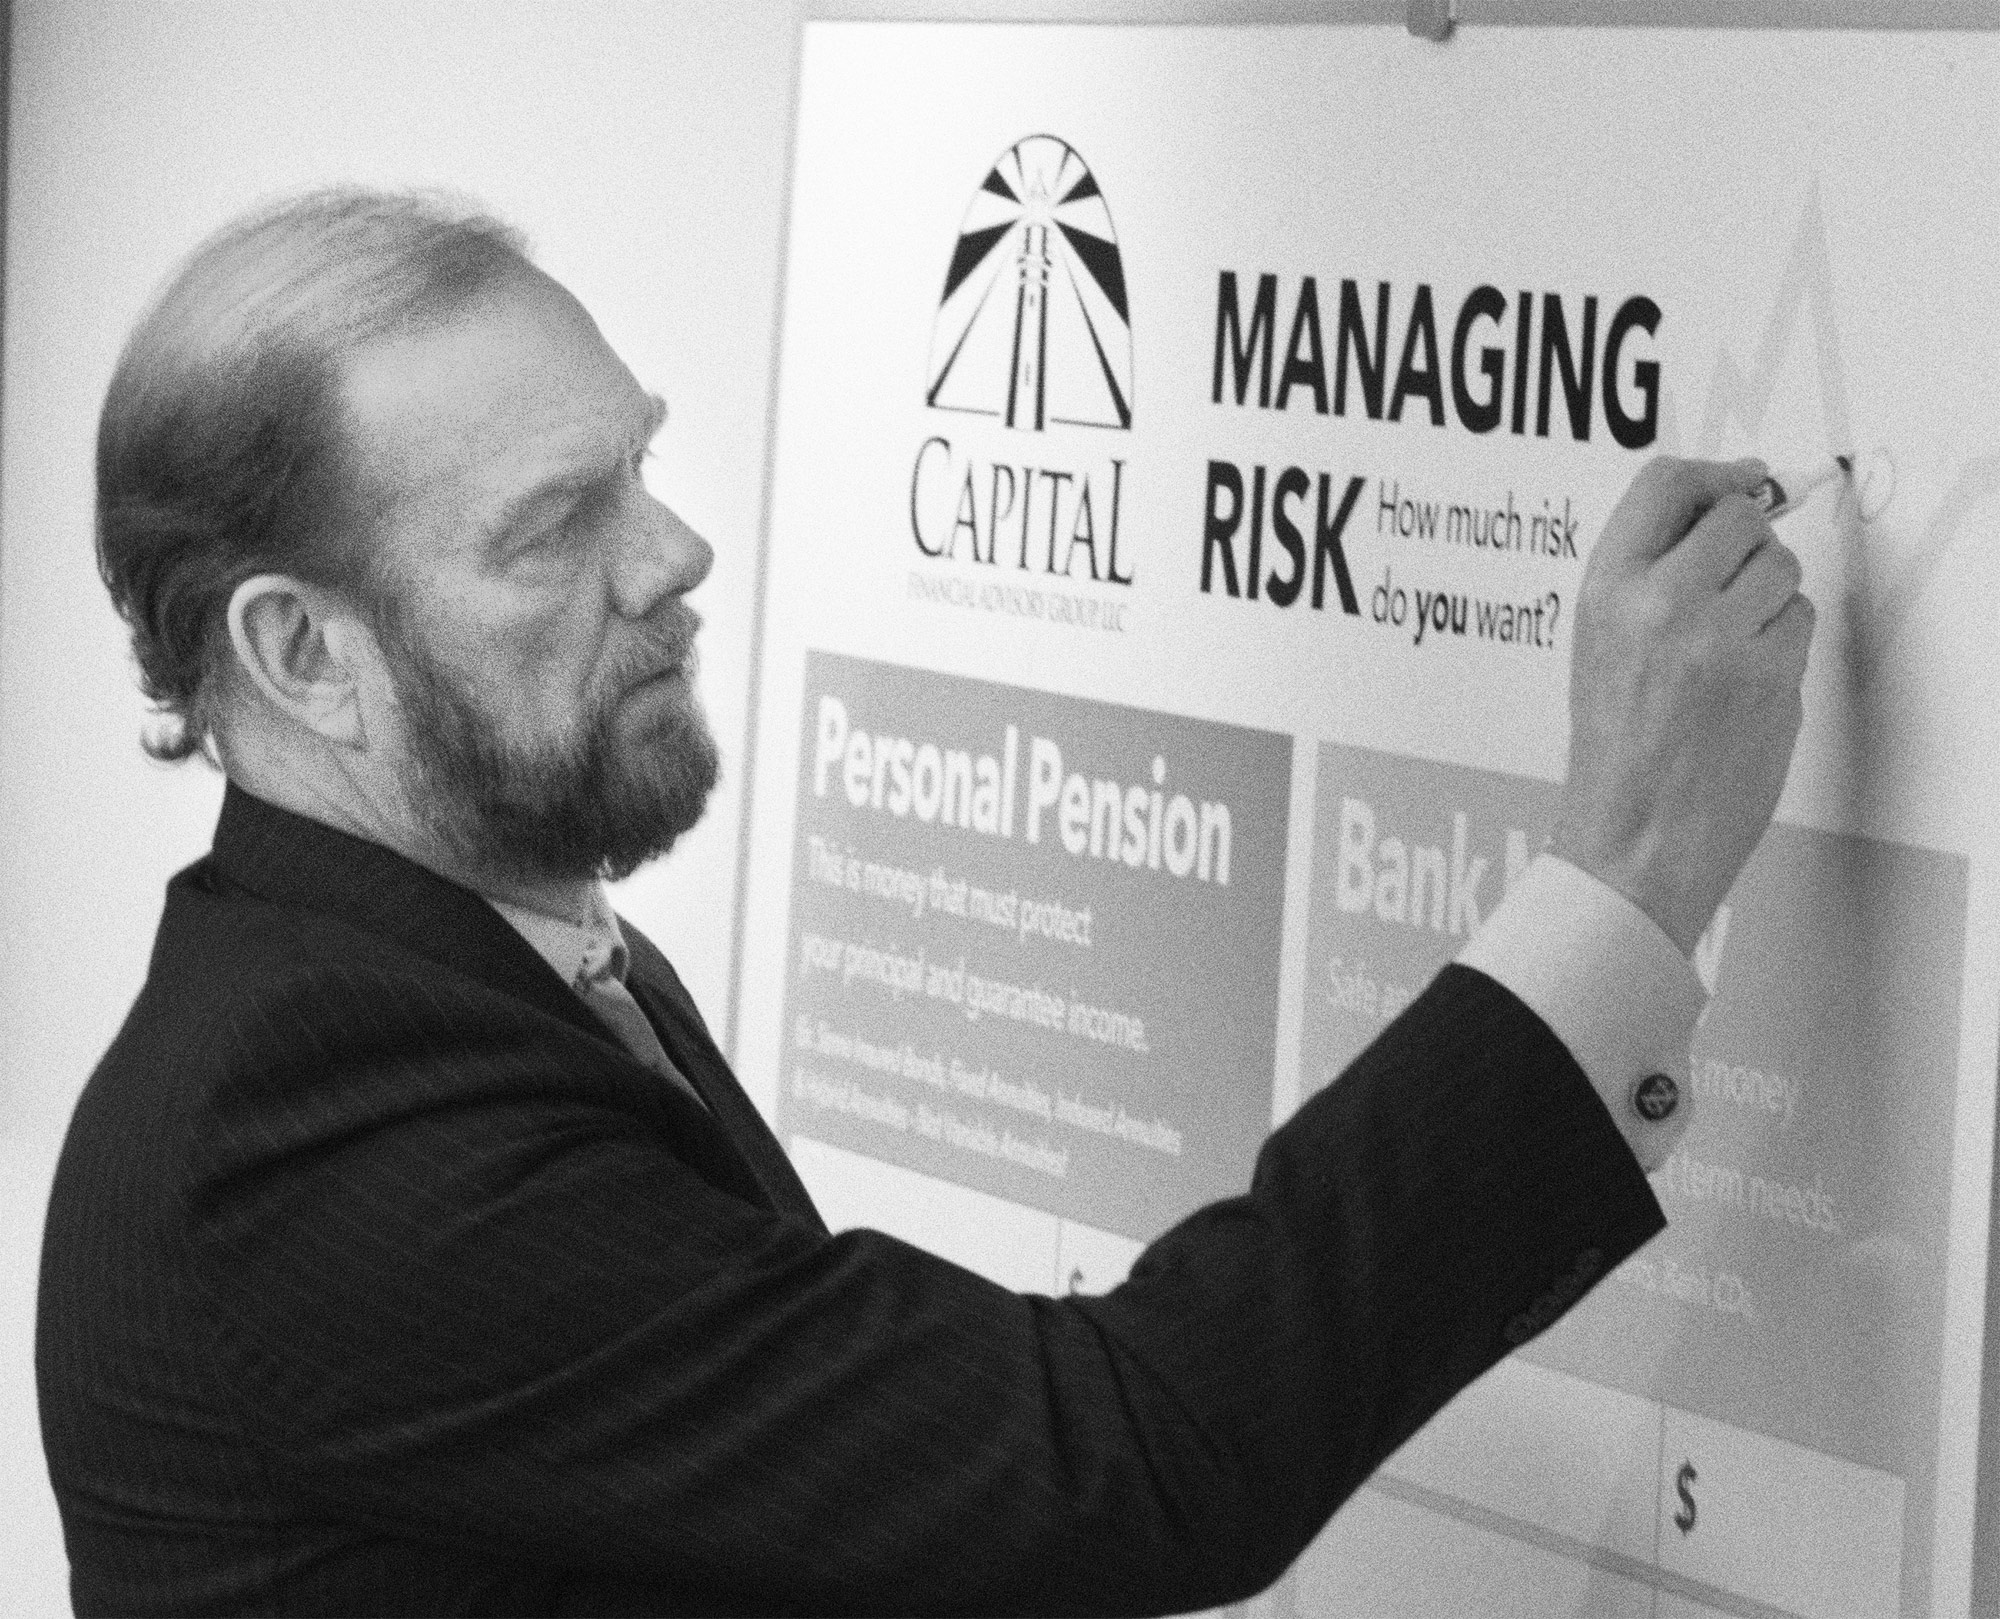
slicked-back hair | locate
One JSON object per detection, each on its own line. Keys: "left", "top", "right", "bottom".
{"left": 95, "top": 186, "right": 532, "bottom": 762}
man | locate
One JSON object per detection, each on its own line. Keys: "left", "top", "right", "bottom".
{"left": 39, "top": 188, "right": 1812, "bottom": 1617}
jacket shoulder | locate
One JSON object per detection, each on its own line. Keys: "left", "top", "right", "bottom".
{"left": 77, "top": 857, "right": 624, "bottom": 1191}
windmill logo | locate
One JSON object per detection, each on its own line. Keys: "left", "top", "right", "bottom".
{"left": 926, "top": 135, "right": 1133, "bottom": 433}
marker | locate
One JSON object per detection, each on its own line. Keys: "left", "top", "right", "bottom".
{"left": 1751, "top": 456, "right": 1853, "bottom": 518}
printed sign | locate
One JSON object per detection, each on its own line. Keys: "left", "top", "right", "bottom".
{"left": 736, "top": 22, "right": 2000, "bottom": 1615}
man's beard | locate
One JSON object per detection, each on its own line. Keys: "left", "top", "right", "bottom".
{"left": 379, "top": 600, "right": 720, "bottom": 886}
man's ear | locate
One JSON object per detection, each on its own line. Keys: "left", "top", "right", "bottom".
{"left": 225, "top": 574, "right": 375, "bottom": 748}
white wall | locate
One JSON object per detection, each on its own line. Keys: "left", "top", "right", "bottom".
{"left": 0, "top": 3, "right": 803, "bottom": 1610}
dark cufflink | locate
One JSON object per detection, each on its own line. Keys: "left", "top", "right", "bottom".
{"left": 1632, "top": 1072, "right": 1680, "bottom": 1123}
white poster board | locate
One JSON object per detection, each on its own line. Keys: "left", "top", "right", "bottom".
{"left": 734, "top": 22, "right": 2000, "bottom": 1615}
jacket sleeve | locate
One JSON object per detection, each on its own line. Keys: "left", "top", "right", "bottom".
{"left": 185, "top": 960, "right": 1661, "bottom": 1617}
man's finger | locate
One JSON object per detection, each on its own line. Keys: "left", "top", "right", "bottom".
{"left": 1652, "top": 491, "right": 1779, "bottom": 602}
{"left": 1714, "top": 532, "right": 1803, "bottom": 631}
{"left": 1593, "top": 455, "right": 1769, "bottom": 579}
{"left": 1760, "top": 590, "right": 1817, "bottom": 665}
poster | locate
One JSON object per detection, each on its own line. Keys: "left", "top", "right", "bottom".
{"left": 735, "top": 23, "right": 2000, "bottom": 1614}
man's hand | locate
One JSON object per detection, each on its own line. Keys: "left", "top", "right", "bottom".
{"left": 1553, "top": 457, "right": 1815, "bottom": 957}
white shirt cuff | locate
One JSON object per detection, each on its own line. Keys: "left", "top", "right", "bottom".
{"left": 1457, "top": 853, "right": 1706, "bottom": 1171}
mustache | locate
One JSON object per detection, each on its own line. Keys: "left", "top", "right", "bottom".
{"left": 599, "top": 602, "right": 703, "bottom": 699}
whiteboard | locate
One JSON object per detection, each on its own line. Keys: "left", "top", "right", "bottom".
{"left": 733, "top": 19, "right": 2000, "bottom": 1615}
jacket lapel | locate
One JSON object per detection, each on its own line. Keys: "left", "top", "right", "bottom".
{"left": 621, "top": 928, "right": 827, "bottom": 1233}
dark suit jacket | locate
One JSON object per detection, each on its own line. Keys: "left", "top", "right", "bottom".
{"left": 39, "top": 784, "right": 1664, "bottom": 1617}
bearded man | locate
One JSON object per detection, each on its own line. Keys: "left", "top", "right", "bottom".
{"left": 39, "top": 188, "right": 1813, "bottom": 1618}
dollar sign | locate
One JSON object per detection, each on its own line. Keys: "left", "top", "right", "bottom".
{"left": 1674, "top": 1461, "right": 1698, "bottom": 1535}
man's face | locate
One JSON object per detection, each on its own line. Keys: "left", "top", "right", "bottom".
{"left": 338, "top": 266, "right": 718, "bottom": 884}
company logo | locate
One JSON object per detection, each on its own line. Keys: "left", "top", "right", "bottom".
{"left": 926, "top": 134, "right": 1133, "bottom": 433}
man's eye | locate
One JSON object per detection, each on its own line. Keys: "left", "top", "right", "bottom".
{"left": 512, "top": 504, "right": 583, "bottom": 559}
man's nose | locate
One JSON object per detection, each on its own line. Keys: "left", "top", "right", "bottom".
{"left": 612, "top": 495, "right": 714, "bottom": 620}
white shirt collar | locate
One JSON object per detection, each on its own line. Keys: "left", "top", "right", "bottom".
{"left": 488, "top": 885, "right": 629, "bottom": 993}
